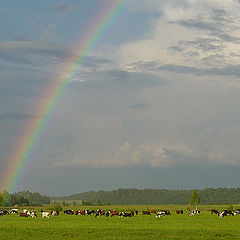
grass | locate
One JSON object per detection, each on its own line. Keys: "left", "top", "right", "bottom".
{"left": 1, "top": 205, "right": 240, "bottom": 239}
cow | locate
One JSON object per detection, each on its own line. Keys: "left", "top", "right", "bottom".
{"left": 234, "top": 210, "right": 240, "bottom": 216}
{"left": 149, "top": 210, "right": 157, "bottom": 214}
{"left": 142, "top": 211, "right": 151, "bottom": 215}
{"left": 156, "top": 211, "right": 166, "bottom": 218}
{"left": 0, "top": 210, "right": 9, "bottom": 215}
{"left": 87, "top": 210, "right": 96, "bottom": 216}
{"left": 219, "top": 211, "right": 227, "bottom": 218}
{"left": 64, "top": 210, "right": 74, "bottom": 215}
{"left": 30, "top": 211, "right": 37, "bottom": 218}
{"left": 135, "top": 210, "right": 138, "bottom": 215}
{"left": 75, "top": 210, "right": 85, "bottom": 215}
{"left": 41, "top": 211, "right": 50, "bottom": 219}
{"left": 19, "top": 213, "right": 28, "bottom": 217}
{"left": 22, "top": 209, "right": 28, "bottom": 214}
{"left": 51, "top": 211, "right": 59, "bottom": 216}
{"left": 165, "top": 210, "right": 171, "bottom": 215}
{"left": 111, "top": 211, "right": 119, "bottom": 217}
{"left": 189, "top": 210, "right": 200, "bottom": 216}
{"left": 105, "top": 211, "right": 110, "bottom": 217}
{"left": 176, "top": 210, "right": 183, "bottom": 214}
{"left": 119, "top": 212, "right": 132, "bottom": 217}
{"left": 211, "top": 209, "right": 219, "bottom": 215}
{"left": 10, "top": 209, "right": 18, "bottom": 215}
{"left": 2, "top": 210, "right": 9, "bottom": 215}
{"left": 219, "top": 210, "right": 233, "bottom": 218}
{"left": 223, "top": 210, "right": 233, "bottom": 216}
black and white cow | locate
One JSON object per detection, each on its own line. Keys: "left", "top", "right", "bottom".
{"left": 1, "top": 210, "right": 9, "bottom": 215}
{"left": 189, "top": 210, "right": 200, "bottom": 216}
{"left": 156, "top": 211, "right": 166, "bottom": 218}
{"left": 119, "top": 212, "right": 132, "bottom": 217}
{"left": 234, "top": 210, "right": 240, "bottom": 216}
{"left": 64, "top": 210, "right": 74, "bottom": 215}
{"left": 87, "top": 210, "right": 96, "bottom": 216}
{"left": 219, "top": 210, "right": 233, "bottom": 218}
{"left": 10, "top": 209, "right": 18, "bottom": 215}
{"left": 51, "top": 210, "right": 59, "bottom": 216}
{"left": 211, "top": 209, "right": 219, "bottom": 215}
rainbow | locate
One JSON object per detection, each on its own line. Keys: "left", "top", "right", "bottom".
{"left": 1, "top": 0, "right": 130, "bottom": 194}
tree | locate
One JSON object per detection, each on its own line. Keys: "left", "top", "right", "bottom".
{"left": 95, "top": 198, "right": 102, "bottom": 206}
{"left": 0, "top": 192, "right": 3, "bottom": 206}
{"left": 2, "top": 190, "right": 11, "bottom": 206}
{"left": 190, "top": 190, "right": 200, "bottom": 209}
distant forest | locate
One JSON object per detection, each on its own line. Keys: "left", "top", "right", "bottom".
{"left": 0, "top": 190, "right": 50, "bottom": 206}
{"left": 52, "top": 188, "right": 240, "bottom": 205}
{"left": 2, "top": 188, "right": 240, "bottom": 206}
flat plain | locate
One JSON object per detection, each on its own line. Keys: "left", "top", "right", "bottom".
{"left": 1, "top": 205, "right": 240, "bottom": 240}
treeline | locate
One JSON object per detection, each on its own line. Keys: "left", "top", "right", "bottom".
{"left": 14, "top": 191, "right": 50, "bottom": 205}
{"left": 0, "top": 190, "right": 50, "bottom": 206}
{"left": 53, "top": 188, "right": 240, "bottom": 205}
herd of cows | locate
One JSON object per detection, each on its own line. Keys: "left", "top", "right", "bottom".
{"left": 1, "top": 208, "right": 240, "bottom": 219}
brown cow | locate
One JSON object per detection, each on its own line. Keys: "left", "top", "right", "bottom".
{"left": 142, "top": 211, "right": 151, "bottom": 215}
{"left": 111, "top": 211, "right": 119, "bottom": 217}
{"left": 19, "top": 213, "right": 28, "bottom": 217}
{"left": 75, "top": 210, "right": 85, "bottom": 215}
{"left": 150, "top": 210, "right": 157, "bottom": 214}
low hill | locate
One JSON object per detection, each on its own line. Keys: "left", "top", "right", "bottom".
{"left": 51, "top": 188, "right": 240, "bottom": 205}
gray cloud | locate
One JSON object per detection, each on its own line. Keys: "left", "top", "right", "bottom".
{"left": 176, "top": 19, "right": 218, "bottom": 32}
{"left": 130, "top": 102, "right": 151, "bottom": 110}
{"left": 0, "top": 112, "right": 40, "bottom": 120}
{"left": 0, "top": 40, "right": 115, "bottom": 71}
{"left": 12, "top": 35, "right": 29, "bottom": 42}
{"left": 55, "top": 1, "right": 71, "bottom": 13}
{"left": 179, "top": 38, "right": 223, "bottom": 52}
{"left": 129, "top": 61, "right": 240, "bottom": 78}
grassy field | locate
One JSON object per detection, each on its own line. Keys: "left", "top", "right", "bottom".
{"left": 1, "top": 205, "right": 240, "bottom": 240}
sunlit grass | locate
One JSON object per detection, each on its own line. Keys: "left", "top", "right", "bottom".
{"left": 1, "top": 205, "right": 240, "bottom": 239}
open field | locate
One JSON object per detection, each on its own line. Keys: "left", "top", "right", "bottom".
{"left": 1, "top": 205, "right": 240, "bottom": 240}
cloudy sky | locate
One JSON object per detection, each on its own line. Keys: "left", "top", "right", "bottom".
{"left": 1, "top": 0, "right": 240, "bottom": 195}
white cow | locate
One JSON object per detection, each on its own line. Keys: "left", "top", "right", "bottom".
{"left": 30, "top": 211, "right": 37, "bottom": 217}
{"left": 41, "top": 212, "right": 50, "bottom": 219}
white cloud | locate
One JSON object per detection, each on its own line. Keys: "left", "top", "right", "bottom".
{"left": 118, "top": 0, "right": 240, "bottom": 71}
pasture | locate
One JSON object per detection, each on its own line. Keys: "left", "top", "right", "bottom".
{"left": 1, "top": 205, "right": 240, "bottom": 239}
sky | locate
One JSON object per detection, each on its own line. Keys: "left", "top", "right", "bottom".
{"left": 1, "top": 0, "right": 240, "bottom": 196}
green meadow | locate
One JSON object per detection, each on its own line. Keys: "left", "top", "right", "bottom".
{"left": 1, "top": 205, "right": 240, "bottom": 240}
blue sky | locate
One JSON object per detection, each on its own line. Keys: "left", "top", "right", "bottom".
{"left": 1, "top": 0, "right": 240, "bottom": 195}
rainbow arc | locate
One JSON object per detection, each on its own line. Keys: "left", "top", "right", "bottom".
{"left": 1, "top": 0, "right": 129, "bottom": 193}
